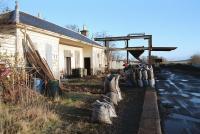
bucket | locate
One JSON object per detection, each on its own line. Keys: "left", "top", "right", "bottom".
{"left": 47, "top": 80, "right": 59, "bottom": 97}
{"left": 33, "top": 78, "right": 44, "bottom": 93}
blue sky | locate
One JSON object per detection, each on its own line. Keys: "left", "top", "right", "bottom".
{"left": 1, "top": 0, "right": 200, "bottom": 60}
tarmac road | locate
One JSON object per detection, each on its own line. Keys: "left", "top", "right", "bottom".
{"left": 156, "top": 69, "right": 200, "bottom": 134}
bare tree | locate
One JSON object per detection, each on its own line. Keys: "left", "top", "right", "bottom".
{"left": 93, "top": 31, "right": 108, "bottom": 39}
{"left": 1, "top": 6, "right": 10, "bottom": 13}
{"left": 65, "top": 24, "right": 79, "bottom": 32}
{"left": 0, "top": 0, "right": 11, "bottom": 13}
{"left": 93, "top": 31, "right": 119, "bottom": 58}
{"left": 93, "top": 31, "right": 127, "bottom": 71}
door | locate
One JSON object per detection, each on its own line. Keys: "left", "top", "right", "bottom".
{"left": 84, "top": 58, "right": 91, "bottom": 75}
{"left": 66, "top": 57, "right": 71, "bottom": 76}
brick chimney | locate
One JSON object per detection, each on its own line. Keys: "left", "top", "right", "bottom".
{"left": 15, "top": 0, "right": 19, "bottom": 23}
{"left": 80, "top": 25, "right": 89, "bottom": 37}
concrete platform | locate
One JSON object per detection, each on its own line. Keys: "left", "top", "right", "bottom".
{"left": 138, "top": 88, "right": 162, "bottom": 134}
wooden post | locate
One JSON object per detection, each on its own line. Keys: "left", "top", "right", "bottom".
{"left": 148, "top": 35, "right": 152, "bottom": 65}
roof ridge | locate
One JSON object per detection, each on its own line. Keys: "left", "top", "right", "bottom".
{"left": 18, "top": 11, "right": 100, "bottom": 46}
{"left": 0, "top": 10, "right": 16, "bottom": 24}
{"left": 0, "top": 10, "right": 13, "bottom": 16}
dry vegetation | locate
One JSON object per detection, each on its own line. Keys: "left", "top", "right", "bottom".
{"left": 53, "top": 77, "right": 112, "bottom": 134}
{"left": 0, "top": 90, "right": 103, "bottom": 134}
{"left": 53, "top": 91, "right": 105, "bottom": 134}
{"left": 0, "top": 95, "right": 60, "bottom": 134}
{"left": 190, "top": 54, "right": 200, "bottom": 64}
{"left": 0, "top": 53, "right": 107, "bottom": 133}
{"left": 0, "top": 54, "right": 61, "bottom": 133}
{"left": 0, "top": 54, "right": 143, "bottom": 134}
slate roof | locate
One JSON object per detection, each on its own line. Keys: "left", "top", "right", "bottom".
{"left": 0, "top": 11, "right": 100, "bottom": 46}
{"left": 0, "top": 11, "right": 15, "bottom": 24}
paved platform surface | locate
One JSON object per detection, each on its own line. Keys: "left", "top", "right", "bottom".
{"left": 138, "top": 88, "right": 162, "bottom": 134}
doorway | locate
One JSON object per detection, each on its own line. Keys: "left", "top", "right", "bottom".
{"left": 66, "top": 57, "right": 71, "bottom": 76}
{"left": 84, "top": 57, "right": 91, "bottom": 75}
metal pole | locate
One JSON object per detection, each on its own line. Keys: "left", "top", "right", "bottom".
{"left": 148, "top": 35, "right": 152, "bottom": 65}
{"left": 105, "top": 41, "right": 110, "bottom": 72}
{"left": 126, "top": 40, "right": 129, "bottom": 63}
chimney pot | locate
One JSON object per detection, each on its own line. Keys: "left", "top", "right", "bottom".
{"left": 15, "top": 0, "right": 19, "bottom": 23}
{"left": 37, "top": 13, "right": 42, "bottom": 18}
{"left": 80, "top": 25, "right": 89, "bottom": 37}
{"left": 15, "top": 0, "right": 19, "bottom": 10}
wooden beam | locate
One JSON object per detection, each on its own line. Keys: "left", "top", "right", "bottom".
{"left": 108, "top": 47, "right": 177, "bottom": 51}
{"left": 94, "top": 35, "right": 152, "bottom": 41}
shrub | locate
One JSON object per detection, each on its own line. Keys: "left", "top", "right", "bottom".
{"left": 190, "top": 54, "right": 200, "bottom": 64}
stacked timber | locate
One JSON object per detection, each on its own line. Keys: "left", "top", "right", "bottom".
{"left": 22, "top": 33, "right": 61, "bottom": 98}
{"left": 22, "top": 34, "right": 55, "bottom": 81}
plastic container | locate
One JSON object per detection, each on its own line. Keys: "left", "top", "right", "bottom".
{"left": 33, "top": 78, "right": 44, "bottom": 93}
{"left": 47, "top": 80, "right": 59, "bottom": 97}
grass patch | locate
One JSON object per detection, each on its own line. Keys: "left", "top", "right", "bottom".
{"left": 0, "top": 105, "right": 61, "bottom": 134}
{"left": 1, "top": 76, "right": 136, "bottom": 134}
{"left": 52, "top": 91, "right": 112, "bottom": 134}
{"left": 62, "top": 77, "right": 104, "bottom": 94}
{"left": 0, "top": 89, "right": 61, "bottom": 134}
{"left": 0, "top": 90, "right": 108, "bottom": 134}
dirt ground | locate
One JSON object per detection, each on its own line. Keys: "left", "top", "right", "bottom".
{"left": 54, "top": 78, "right": 145, "bottom": 134}
{"left": 110, "top": 86, "right": 145, "bottom": 134}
